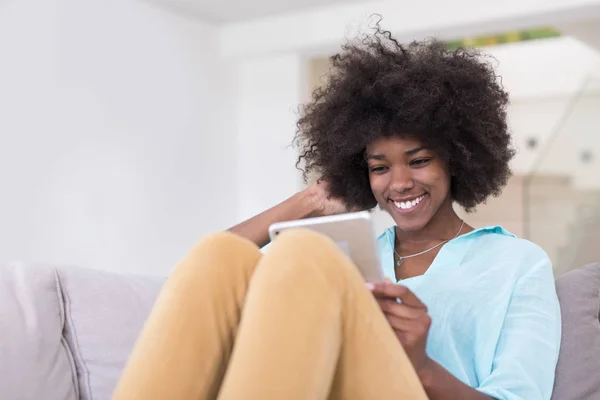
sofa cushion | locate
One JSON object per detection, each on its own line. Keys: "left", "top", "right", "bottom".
{"left": 552, "top": 262, "right": 600, "bottom": 400}
{"left": 57, "top": 266, "right": 164, "bottom": 400}
{"left": 0, "top": 263, "right": 78, "bottom": 400}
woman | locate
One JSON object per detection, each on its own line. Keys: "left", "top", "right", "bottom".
{"left": 113, "top": 28, "right": 561, "bottom": 400}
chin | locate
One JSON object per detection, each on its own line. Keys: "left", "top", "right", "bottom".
{"left": 392, "top": 218, "right": 430, "bottom": 233}
{"left": 381, "top": 206, "right": 429, "bottom": 232}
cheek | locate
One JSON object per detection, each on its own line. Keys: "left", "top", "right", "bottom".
{"left": 368, "top": 175, "right": 386, "bottom": 198}
{"left": 428, "top": 170, "right": 452, "bottom": 195}
{"left": 418, "top": 162, "right": 451, "bottom": 188}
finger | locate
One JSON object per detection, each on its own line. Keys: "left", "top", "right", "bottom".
{"left": 369, "top": 282, "right": 427, "bottom": 311}
{"left": 395, "top": 287, "right": 427, "bottom": 310}
{"left": 370, "top": 281, "right": 408, "bottom": 298}
{"left": 365, "top": 277, "right": 392, "bottom": 292}
{"left": 384, "top": 312, "right": 432, "bottom": 339}
{"left": 376, "top": 298, "right": 423, "bottom": 319}
{"left": 384, "top": 313, "right": 416, "bottom": 332}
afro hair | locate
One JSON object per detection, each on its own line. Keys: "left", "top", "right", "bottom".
{"left": 294, "top": 25, "right": 515, "bottom": 212}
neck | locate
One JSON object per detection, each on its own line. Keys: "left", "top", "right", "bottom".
{"left": 395, "top": 200, "right": 463, "bottom": 248}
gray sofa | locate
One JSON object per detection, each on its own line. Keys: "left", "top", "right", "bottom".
{"left": 0, "top": 261, "right": 598, "bottom": 400}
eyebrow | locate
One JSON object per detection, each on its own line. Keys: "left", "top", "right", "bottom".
{"left": 366, "top": 154, "right": 386, "bottom": 161}
{"left": 405, "top": 146, "right": 428, "bottom": 156}
{"left": 366, "top": 146, "right": 428, "bottom": 160}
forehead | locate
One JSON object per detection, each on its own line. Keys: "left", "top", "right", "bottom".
{"left": 366, "top": 136, "right": 425, "bottom": 154}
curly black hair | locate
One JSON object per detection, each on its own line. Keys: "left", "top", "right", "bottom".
{"left": 294, "top": 26, "right": 515, "bottom": 212}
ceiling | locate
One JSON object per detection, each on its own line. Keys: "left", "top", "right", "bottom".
{"left": 155, "top": 0, "right": 373, "bottom": 23}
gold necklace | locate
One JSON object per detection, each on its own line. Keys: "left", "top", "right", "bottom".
{"left": 394, "top": 220, "right": 465, "bottom": 266}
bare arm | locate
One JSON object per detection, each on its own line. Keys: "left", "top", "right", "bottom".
{"left": 226, "top": 188, "right": 320, "bottom": 248}
{"left": 227, "top": 181, "right": 353, "bottom": 248}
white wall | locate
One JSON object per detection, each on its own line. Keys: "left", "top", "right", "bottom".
{"left": 234, "top": 53, "right": 305, "bottom": 221}
{"left": 0, "top": 0, "right": 234, "bottom": 275}
{"left": 219, "top": 0, "right": 600, "bottom": 58}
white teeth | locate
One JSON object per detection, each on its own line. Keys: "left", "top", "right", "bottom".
{"left": 394, "top": 195, "right": 425, "bottom": 211}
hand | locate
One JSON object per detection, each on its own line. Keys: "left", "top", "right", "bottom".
{"left": 368, "top": 282, "right": 432, "bottom": 373}
{"left": 307, "top": 180, "right": 356, "bottom": 217}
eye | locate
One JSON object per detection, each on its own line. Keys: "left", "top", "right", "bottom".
{"left": 410, "top": 158, "right": 431, "bottom": 167}
{"left": 370, "top": 166, "right": 388, "bottom": 174}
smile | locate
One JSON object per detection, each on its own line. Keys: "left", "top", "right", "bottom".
{"left": 391, "top": 194, "right": 427, "bottom": 213}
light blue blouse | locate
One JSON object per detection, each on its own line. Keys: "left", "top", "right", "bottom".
{"left": 377, "top": 225, "right": 561, "bottom": 400}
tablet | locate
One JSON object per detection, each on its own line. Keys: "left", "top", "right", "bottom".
{"left": 268, "top": 211, "right": 384, "bottom": 282}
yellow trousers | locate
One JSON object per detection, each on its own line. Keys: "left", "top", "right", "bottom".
{"left": 113, "top": 229, "right": 428, "bottom": 399}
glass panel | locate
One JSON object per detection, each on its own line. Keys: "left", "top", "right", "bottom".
{"left": 524, "top": 77, "right": 600, "bottom": 275}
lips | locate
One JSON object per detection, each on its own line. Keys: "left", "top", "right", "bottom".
{"left": 390, "top": 194, "right": 427, "bottom": 212}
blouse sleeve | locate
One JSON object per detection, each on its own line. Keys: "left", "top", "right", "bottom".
{"left": 477, "top": 251, "right": 562, "bottom": 400}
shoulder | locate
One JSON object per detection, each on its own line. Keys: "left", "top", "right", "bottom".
{"left": 465, "top": 225, "right": 552, "bottom": 277}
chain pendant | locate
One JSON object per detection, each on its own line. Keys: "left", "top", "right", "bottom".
{"left": 396, "top": 258, "right": 403, "bottom": 267}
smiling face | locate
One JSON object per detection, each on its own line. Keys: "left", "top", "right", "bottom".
{"left": 366, "top": 136, "right": 454, "bottom": 232}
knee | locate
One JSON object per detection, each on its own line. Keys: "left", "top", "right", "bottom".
{"left": 191, "top": 231, "right": 260, "bottom": 257}
{"left": 170, "top": 231, "right": 261, "bottom": 283}
{"left": 192, "top": 231, "right": 253, "bottom": 255}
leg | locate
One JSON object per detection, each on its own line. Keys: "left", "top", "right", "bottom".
{"left": 112, "top": 232, "right": 262, "bottom": 400}
{"left": 217, "top": 229, "right": 428, "bottom": 400}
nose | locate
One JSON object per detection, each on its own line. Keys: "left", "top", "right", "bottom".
{"left": 389, "top": 165, "right": 414, "bottom": 193}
